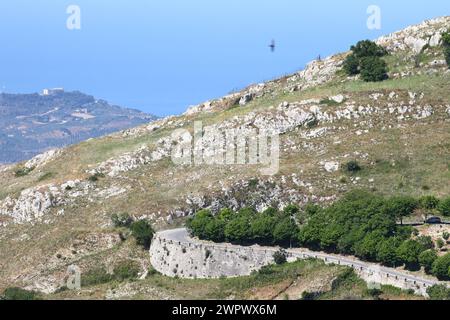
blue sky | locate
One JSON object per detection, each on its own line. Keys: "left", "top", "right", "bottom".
{"left": 0, "top": 1, "right": 449, "bottom": 116}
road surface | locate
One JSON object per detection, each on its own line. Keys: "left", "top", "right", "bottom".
{"left": 157, "top": 228, "right": 448, "bottom": 290}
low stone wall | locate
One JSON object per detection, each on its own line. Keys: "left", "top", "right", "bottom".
{"left": 150, "top": 229, "right": 442, "bottom": 297}
{"left": 150, "top": 231, "right": 274, "bottom": 278}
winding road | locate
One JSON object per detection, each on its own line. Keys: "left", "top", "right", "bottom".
{"left": 155, "top": 228, "right": 449, "bottom": 295}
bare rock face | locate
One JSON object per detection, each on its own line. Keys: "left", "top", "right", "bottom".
{"left": 24, "top": 149, "right": 62, "bottom": 169}
{"left": 0, "top": 187, "right": 55, "bottom": 224}
{"left": 239, "top": 93, "right": 255, "bottom": 106}
{"left": 376, "top": 16, "right": 450, "bottom": 53}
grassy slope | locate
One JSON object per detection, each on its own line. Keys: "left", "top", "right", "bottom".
{"left": 0, "top": 43, "right": 449, "bottom": 296}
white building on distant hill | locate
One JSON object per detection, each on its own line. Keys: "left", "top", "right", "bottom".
{"left": 42, "top": 88, "right": 64, "bottom": 96}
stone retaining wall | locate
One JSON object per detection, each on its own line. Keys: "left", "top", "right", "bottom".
{"left": 150, "top": 229, "right": 442, "bottom": 297}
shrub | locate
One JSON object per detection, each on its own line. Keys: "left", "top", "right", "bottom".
{"left": 436, "top": 239, "right": 445, "bottom": 249}
{"left": 438, "top": 197, "right": 450, "bottom": 216}
{"left": 419, "top": 195, "right": 440, "bottom": 210}
{"left": 14, "top": 166, "right": 34, "bottom": 177}
{"left": 345, "top": 160, "right": 361, "bottom": 173}
{"left": 1, "top": 287, "right": 39, "bottom": 300}
{"left": 273, "top": 249, "right": 287, "bottom": 265}
{"left": 38, "top": 172, "right": 55, "bottom": 182}
{"left": 343, "top": 40, "right": 388, "bottom": 82}
{"left": 88, "top": 172, "right": 105, "bottom": 182}
{"left": 360, "top": 56, "right": 388, "bottom": 82}
{"left": 432, "top": 253, "right": 450, "bottom": 280}
{"left": 427, "top": 285, "right": 450, "bottom": 300}
{"left": 443, "top": 232, "right": 450, "bottom": 241}
{"left": 111, "top": 213, "right": 133, "bottom": 228}
{"left": 113, "top": 260, "right": 140, "bottom": 281}
{"left": 419, "top": 250, "right": 438, "bottom": 274}
{"left": 130, "top": 220, "right": 154, "bottom": 250}
{"left": 81, "top": 267, "right": 113, "bottom": 287}
{"left": 417, "top": 236, "right": 434, "bottom": 250}
{"left": 350, "top": 40, "right": 388, "bottom": 58}
{"left": 442, "top": 31, "right": 450, "bottom": 68}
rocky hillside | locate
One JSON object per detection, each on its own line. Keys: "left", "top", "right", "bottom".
{"left": 0, "top": 90, "right": 158, "bottom": 163}
{"left": 0, "top": 16, "right": 449, "bottom": 298}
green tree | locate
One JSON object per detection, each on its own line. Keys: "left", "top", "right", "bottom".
{"left": 273, "top": 249, "right": 288, "bottom": 265}
{"left": 396, "top": 240, "right": 425, "bottom": 270}
{"left": 250, "top": 212, "right": 277, "bottom": 244}
{"left": 224, "top": 215, "right": 251, "bottom": 244}
{"left": 432, "top": 253, "right": 450, "bottom": 280}
{"left": 419, "top": 195, "right": 440, "bottom": 210}
{"left": 354, "top": 232, "right": 383, "bottom": 261}
{"left": 419, "top": 250, "right": 438, "bottom": 274}
{"left": 343, "top": 54, "right": 360, "bottom": 75}
{"left": 186, "top": 209, "right": 214, "bottom": 239}
{"left": 283, "top": 204, "right": 300, "bottom": 217}
{"left": 438, "top": 197, "right": 450, "bottom": 216}
{"left": 360, "top": 56, "right": 388, "bottom": 82}
{"left": 273, "top": 217, "right": 299, "bottom": 247}
{"left": 376, "top": 237, "right": 401, "bottom": 267}
{"left": 384, "top": 196, "right": 418, "bottom": 225}
{"left": 204, "top": 218, "right": 226, "bottom": 242}
{"left": 343, "top": 40, "right": 388, "bottom": 80}
{"left": 427, "top": 285, "right": 450, "bottom": 300}
{"left": 350, "top": 40, "right": 388, "bottom": 59}
{"left": 417, "top": 236, "right": 435, "bottom": 250}
{"left": 130, "top": 220, "right": 154, "bottom": 250}
{"left": 442, "top": 31, "right": 450, "bottom": 68}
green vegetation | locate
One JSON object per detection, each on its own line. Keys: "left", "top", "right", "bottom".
{"left": 1, "top": 287, "right": 40, "bottom": 300}
{"left": 427, "top": 284, "right": 450, "bottom": 300}
{"left": 81, "top": 267, "right": 114, "bottom": 287}
{"left": 113, "top": 260, "right": 140, "bottom": 281}
{"left": 345, "top": 160, "right": 362, "bottom": 173}
{"left": 273, "top": 249, "right": 288, "bottom": 265}
{"left": 442, "top": 31, "right": 450, "bottom": 68}
{"left": 343, "top": 40, "right": 388, "bottom": 82}
{"left": 360, "top": 56, "right": 389, "bottom": 82}
{"left": 438, "top": 197, "right": 450, "bottom": 216}
{"left": 110, "top": 213, "right": 154, "bottom": 249}
{"left": 14, "top": 166, "right": 35, "bottom": 177}
{"left": 130, "top": 220, "right": 154, "bottom": 250}
{"left": 431, "top": 253, "right": 450, "bottom": 280}
{"left": 111, "top": 212, "right": 133, "bottom": 228}
{"left": 81, "top": 260, "right": 141, "bottom": 287}
{"left": 419, "top": 250, "right": 438, "bottom": 274}
{"left": 37, "top": 172, "right": 55, "bottom": 182}
{"left": 88, "top": 172, "right": 105, "bottom": 182}
{"left": 188, "top": 190, "right": 449, "bottom": 279}
{"left": 187, "top": 206, "right": 299, "bottom": 246}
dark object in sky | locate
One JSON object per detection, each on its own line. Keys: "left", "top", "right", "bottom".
{"left": 269, "top": 40, "right": 276, "bottom": 52}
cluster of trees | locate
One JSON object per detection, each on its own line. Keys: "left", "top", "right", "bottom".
{"left": 343, "top": 40, "right": 389, "bottom": 82}
{"left": 298, "top": 190, "right": 450, "bottom": 279}
{"left": 443, "top": 31, "right": 450, "bottom": 68}
{"left": 186, "top": 206, "right": 299, "bottom": 247}
{"left": 187, "top": 190, "right": 450, "bottom": 279}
